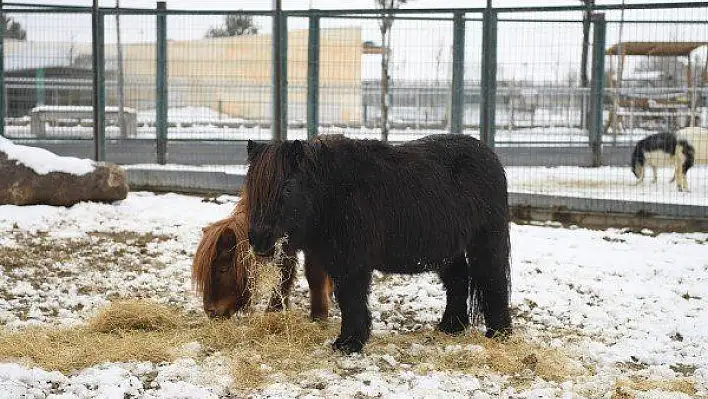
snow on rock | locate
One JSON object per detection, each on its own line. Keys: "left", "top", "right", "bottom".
{"left": 0, "top": 135, "right": 95, "bottom": 176}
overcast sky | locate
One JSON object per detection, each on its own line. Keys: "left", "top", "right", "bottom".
{"left": 19, "top": 0, "right": 708, "bottom": 9}
{"left": 11, "top": 0, "right": 708, "bottom": 42}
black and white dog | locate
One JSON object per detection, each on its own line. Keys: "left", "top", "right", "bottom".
{"left": 630, "top": 132, "right": 695, "bottom": 192}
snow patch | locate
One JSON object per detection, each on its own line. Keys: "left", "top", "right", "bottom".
{"left": 0, "top": 135, "right": 96, "bottom": 176}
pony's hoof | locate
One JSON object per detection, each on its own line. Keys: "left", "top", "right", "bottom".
{"left": 265, "top": 305, "right": 284, "bottom": 313}
{"left": 310, "top": 313, "right": 329, "bottom": 322}
{"left": 485, "top": 327, "right": 512, "bottom": 340}
{"left": 437, "top": 319, "right": 468, "bottom": 335}
{"left": 332, "top": 335, "right": 364, "bottom": 354}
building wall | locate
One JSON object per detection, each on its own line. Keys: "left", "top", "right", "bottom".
{"left": 115, "top": 27, "right": 362, "bottom": 124}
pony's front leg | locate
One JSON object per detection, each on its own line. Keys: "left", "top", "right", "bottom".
{"left": 437, "top": 255, "right": 470, "bottom": 334}
{"left": 331, "top": 268, "right": 372, "bottom": 354}
{"left": 266, "top": 249, "right": 298, "bottom": 312}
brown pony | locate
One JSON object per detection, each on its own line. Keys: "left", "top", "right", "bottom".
{"left": 191, "top": 189, "right": 332, "bottom": 320}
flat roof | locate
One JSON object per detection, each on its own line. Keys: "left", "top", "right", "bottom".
{"left": 606, "top": 41, "right": 708, "bottom": 56}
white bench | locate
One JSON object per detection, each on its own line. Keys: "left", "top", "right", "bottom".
{"left": 30, "top": 106, "right": 138, "bottom": 137}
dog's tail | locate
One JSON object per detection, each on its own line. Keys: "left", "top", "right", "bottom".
{"left": 678, "top": 139, "right": 695, "bottom": 174}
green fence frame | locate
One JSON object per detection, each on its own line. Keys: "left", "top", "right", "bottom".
{"left": 2, "top": 1, "right": 708, "bottom": 161}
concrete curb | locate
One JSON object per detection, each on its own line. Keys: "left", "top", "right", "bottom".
{"left": 509, "top": 192, "right": 707, "bottom": 220}
{"left": 125, "top": 168, "right": 708, "bottom": 232}
{"left": 126, "top": 169, "right": 245, "bottom": 195}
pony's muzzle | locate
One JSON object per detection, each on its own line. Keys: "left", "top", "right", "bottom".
{"left": 249, "top": 228, "right": 275, "bottom": 257}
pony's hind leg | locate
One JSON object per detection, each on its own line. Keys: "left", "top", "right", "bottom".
{"left": 437, "top": 255, "right": 470, "bottom": 334}
{"left": 468, "top": 226, "right": 512, "bottom": 338}
{"left": 266, "top": 247, "right": 298, "bottom": 312}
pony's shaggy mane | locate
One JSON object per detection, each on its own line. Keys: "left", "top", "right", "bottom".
{"left": 245, "top": 141, "right": 319, "bottom": 219}
{"left": 191, "top": 191, "right": 253, "bottom": 300}
{"left": 246, "top": 145, "right": 288, "bottom": 218}
{"left": 244, "top": 134, "right": 345, "bottom": 220}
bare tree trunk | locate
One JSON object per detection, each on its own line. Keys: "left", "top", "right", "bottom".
{"left": 375, "top": 0, "right": 410, "bottom": 141}
{"left": 580, "top": 0, "right": 593, "bottom": 133}
{"left": 612, "top": 0, "right": 626, "bottom": 143}
{"left": 379, "top": 18, "right": 391, "bottom": 142}
{"left": 702, "top": 47, "right": 708, "bottom": 85}
{"left": 116, "top": 0, "right": 127, "bottom": 139}
{"left": 580, "top": 0, "right": 593, "bottom": 88}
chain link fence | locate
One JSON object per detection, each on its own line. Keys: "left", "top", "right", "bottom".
{"left": 2, "top": 2, "right": 707, "bottom": 223}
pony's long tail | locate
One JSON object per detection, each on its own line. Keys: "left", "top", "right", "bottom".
{"left": 468, "top": 222, "right": 512, "bottom": 337}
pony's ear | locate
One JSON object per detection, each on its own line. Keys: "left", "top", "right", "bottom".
{"left": 290, "top": 139, "right": 304, "bottom": 156}
{"left": 247, "top": 140, "right": 266, "bottom": 162}
{"left": 289, "top": 139, "right": 306, "bottom": 168}
{"left": 312, "top": 139, "right": 329, "bottom": 159}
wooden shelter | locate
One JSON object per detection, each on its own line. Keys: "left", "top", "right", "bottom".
{"left": 604, "top": 41, "right": 708, "bottom": 134}
{"left": 606, "top": 41, "right": 708, "bottom": 57}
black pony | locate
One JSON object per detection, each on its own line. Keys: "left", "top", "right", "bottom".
{"left": 245, "top": 134, "right": 512, "bottom": 353}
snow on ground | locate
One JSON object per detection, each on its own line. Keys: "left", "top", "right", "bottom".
{"left": 506, "top": 165, "right": 708, "bottom": 206}
{"left": 0, "top": 135, "right": 96, "bottom": 176}
{"left": 4, "top": 119, "right": 655, "bottom": 146}
{"left": 0, "top": 192, "right": 707, "bottom": 398}
{"left": 120, "top": 163, "right": 708, "bottom": 207}
{"left": 137, "top": 107, "right": 246, "bottom": 126}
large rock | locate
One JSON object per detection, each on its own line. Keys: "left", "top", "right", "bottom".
{"left": 0, "top": 138, "right": 129, "bottom": 206}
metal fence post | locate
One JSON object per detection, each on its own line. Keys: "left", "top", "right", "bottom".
{"left": 0, "top": 3, "right": 5, "bottom": 138}
{"left": 36, "top": 68, "right": 45, "bottom": 106}
{"left": 589, "top": 13, "right": 606, "bottom": 167}
{"left": 272, "top": 0, "right": 284, "bottom": 141}
{"left": 306, "top": 13, "right": 320, "bottom": 142}
{"left": 156, "top": 1, "right": 168, "bottom": 165}
{"left": 280, "top": 13, "right": 288, "bottom": 140}
{"left": 450, "top": 11, "right": 465, "bottom": 135}
{"left": 480, "top": 8, "right": 498, "bottom": 148}
{"left": 92, "top": 0, "right": 106, "bottom": 161}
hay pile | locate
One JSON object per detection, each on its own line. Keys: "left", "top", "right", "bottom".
{"left": 0, "top": 300, "right": 335, "bottom": 388}
{"left": 89, "top": 300, "right": 183, "bottom": 333}
{"left": 0, "top": 301, "right": 184, "bottom": 373}
{"left": 612, "top": 377, "right": 696, "bottom": 397}
{"left": 0, "top": 299, "right": 604, "bottom": 392}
